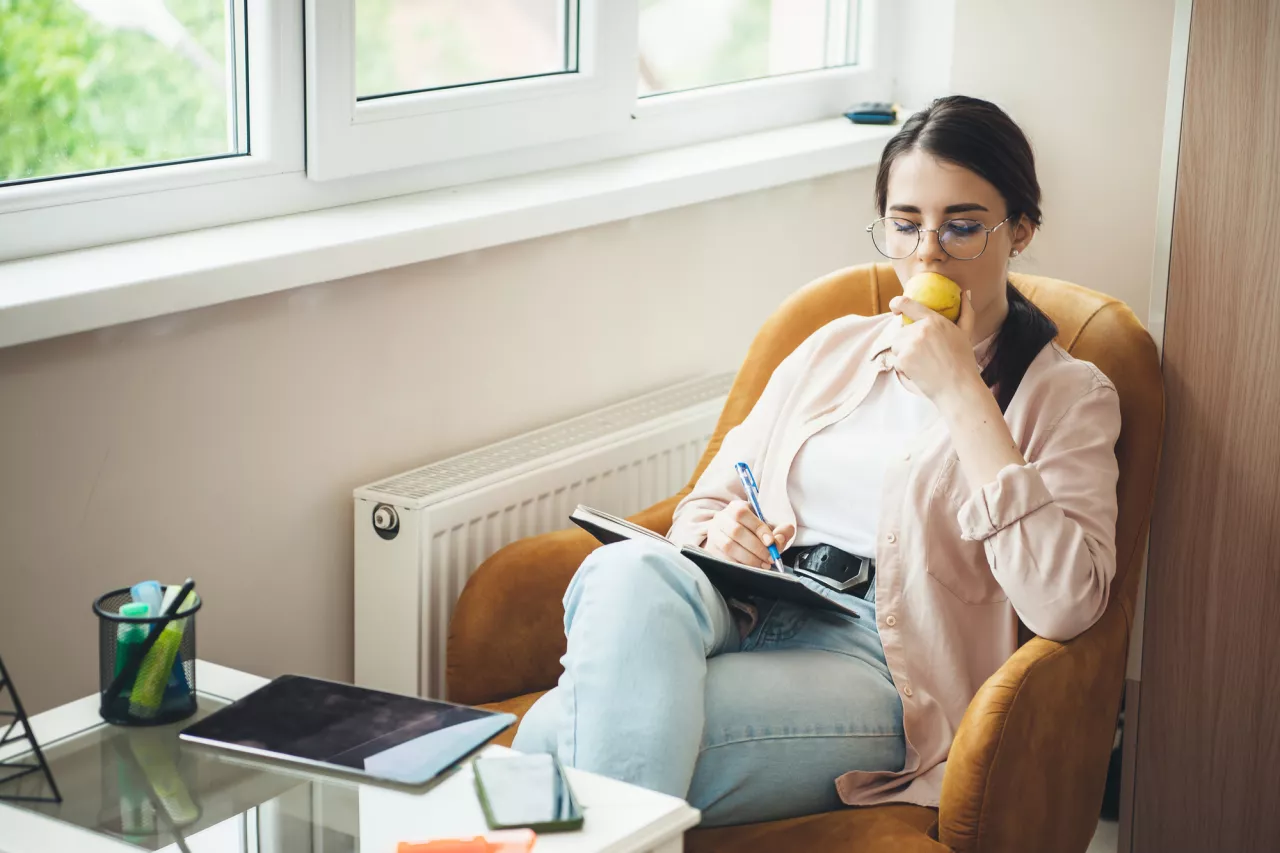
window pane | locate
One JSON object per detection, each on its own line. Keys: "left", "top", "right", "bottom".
{"left": 639, "top": 0, "right": 858, "bottom": 96}
{"left": 0, "top": 0, "right": 247, "bottom": 186}
{"left": 356, "top": 0, "right": 579, "bottom": 100}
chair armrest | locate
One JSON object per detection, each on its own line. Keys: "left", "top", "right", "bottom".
{"left": 938, "top": 604, "right": 1129, "bottom": 853}
{"left": 446, "top": 496, "right": 680, "bottom": 706}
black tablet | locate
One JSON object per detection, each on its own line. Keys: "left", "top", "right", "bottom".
{"left": 179, "top": 674, "right": 516, "bottom": 786}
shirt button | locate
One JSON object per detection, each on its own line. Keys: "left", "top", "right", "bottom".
{"left": 902, "top": 452, "right": 911, "bottom": 462}
{"left": 903, "top": 685, "right": 914, "bottom": 698}
{"left": 885, "top": 614, "right": 897, "bottom": 627}
{"left": 886, "top": 532, "right": 897, "bottom": 544}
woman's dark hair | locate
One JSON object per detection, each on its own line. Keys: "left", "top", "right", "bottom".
{"left": 875, "top": 95, "right": 1058, "bottom": 412}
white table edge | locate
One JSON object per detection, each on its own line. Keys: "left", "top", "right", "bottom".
{"left": 0, "top": 660, "right": 700, "bottom": 853}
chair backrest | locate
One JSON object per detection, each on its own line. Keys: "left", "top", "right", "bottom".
{"left": 680, "top": 262, "right": 1164, "bottom": 624}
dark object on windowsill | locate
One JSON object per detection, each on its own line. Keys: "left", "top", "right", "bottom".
{"left": 845, "top": 101, "right": 899, "bottom": 125}
{"left": 0, "top": 654, "right": 63, "bottom": 804}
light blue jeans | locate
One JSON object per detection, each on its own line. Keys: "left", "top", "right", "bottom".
{"left": 512, "top": 539, "right": 906, "bottom": 827}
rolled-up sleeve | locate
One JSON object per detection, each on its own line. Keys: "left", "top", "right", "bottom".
{"left": 958, "top": 383, "right": 1122, "bottom": 641}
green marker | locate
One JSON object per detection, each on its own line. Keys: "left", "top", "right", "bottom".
{"left": 129, "top": 591, "right": 197, "bottom": 719}
{"left": 114, "top": 602, "right": 151, "bottom": 677}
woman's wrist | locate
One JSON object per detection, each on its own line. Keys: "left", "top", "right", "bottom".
{"left": 938, "top": 371, "right": 1026, "bottom": 486}
{"left": 934, "top": 369, "right": 993, "bottom": 421}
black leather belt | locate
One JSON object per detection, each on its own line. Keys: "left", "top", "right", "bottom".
{"left": 782, "top": 543, "right": 876, "bottom": 599}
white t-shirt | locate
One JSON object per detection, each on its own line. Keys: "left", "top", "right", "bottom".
{"left": 787, "top": 370, "right": 940, "bottom": 557}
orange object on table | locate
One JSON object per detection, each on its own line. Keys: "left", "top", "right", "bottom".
{"left": 397, "top": 829, "right": 536, "bottom": 853}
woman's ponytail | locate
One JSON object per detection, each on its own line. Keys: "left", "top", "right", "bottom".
{"left": 980, "top": 282, "right": 1059, "bottom": 411}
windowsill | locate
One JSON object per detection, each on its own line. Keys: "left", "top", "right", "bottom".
{"left": 0, "top": 118, "right": 897, "bottom": 350}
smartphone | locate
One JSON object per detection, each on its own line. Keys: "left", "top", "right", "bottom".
{"left": 473, "top": 752, "right": 584, "bottom": 833}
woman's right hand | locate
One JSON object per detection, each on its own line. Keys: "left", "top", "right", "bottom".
{"left": 704, "top": 500, "right": 795, "bottom": 570}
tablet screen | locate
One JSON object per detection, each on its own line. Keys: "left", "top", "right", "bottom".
{"left": 180, "top": 675, "right": 515, "bottom": 786}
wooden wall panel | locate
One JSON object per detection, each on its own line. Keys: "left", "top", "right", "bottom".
{"left": 1133, "top": 0, "right": 1280, "bottom": 850}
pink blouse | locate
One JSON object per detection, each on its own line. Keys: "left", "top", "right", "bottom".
{"left": 668, "top": 312, "right": 1122, "bottom": 807}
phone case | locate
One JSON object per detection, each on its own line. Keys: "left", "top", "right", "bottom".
{"left": 473, "top": 754, "right": 585, "bottom": 833}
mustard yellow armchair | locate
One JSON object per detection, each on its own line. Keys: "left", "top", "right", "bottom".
{"left": 447, "top": 263, "right": 1164, "bottom": 853}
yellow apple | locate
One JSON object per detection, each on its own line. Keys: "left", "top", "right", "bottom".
{"left": 902, "top": 272, "right": 962, "bottom": 325}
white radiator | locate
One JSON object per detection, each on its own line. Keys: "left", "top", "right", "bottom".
{"left": 353, "top": 373, "right": 734, "bottom": 698}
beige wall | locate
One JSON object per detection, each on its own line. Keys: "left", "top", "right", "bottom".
{"left": 950, "top": 0, "right": 1176, "bottom": 316}
{"left": 0, "top": 2, "right": 1176, "bottom": 715}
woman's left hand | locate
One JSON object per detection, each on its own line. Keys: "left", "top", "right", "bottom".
{"left": 888, "top": 289, "right": 985, "bottom": 409}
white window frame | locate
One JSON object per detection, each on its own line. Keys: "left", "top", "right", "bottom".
{"left": 627, "top": 0, "right": 897, "bottom": 157}
{"left": 305, "top": 0, "right": 638, "bottom": 181}
{"left": 0, "top": 0, "right": 907, "bottom": 264}
{"left": 0, "top": 0, "right": 302, "bottom": 237}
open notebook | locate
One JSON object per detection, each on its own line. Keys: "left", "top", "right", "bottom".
{"left": 569, "top": 505, "right": 859, "bottom": 618}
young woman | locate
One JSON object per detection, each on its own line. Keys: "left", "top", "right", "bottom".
{"left": 512, "top": 95, "right": 1121, "bottom": 827}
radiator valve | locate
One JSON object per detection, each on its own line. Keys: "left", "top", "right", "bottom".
{"left": 372, "top": 504, "right": 400, "bottom": 540}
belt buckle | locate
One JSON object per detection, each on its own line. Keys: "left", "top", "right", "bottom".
{"left": 794, "top": 546, "right": 872, "bottom": 593}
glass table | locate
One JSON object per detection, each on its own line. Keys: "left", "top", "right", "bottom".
{"left": 0, "top": 662, "right": 697, "bottom": 853}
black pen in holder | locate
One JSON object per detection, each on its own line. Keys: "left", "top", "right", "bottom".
{"left": 93, "top": 580, "right": 201, "bottom": 726}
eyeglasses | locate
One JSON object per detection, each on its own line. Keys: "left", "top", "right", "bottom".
{"left": 866, "top": 216, "right": 1014, "bottom": 261}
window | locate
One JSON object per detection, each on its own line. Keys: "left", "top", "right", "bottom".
{"left": 1, "top": 0, "right": 915, "bottom": 261}
{"left": 304, "top": 0, "right": 888, "bottom": 181}
{"left": 0, "top": 0, "right": 248, "bottom": 186}
{"left": 305, "top": 0, "right": 635, "bottom": 180}
{"left": 355, "top": 0, "right": 580, "bottom": 99}
{"left": 0, "top": 0, "right": 299, "bottom": 261}
{"left": 638, "top": 0, "right": 859, "bottom": 96}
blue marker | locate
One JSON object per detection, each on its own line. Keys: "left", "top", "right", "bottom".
{"left": 130, "top": 581, "right": 163, "bottom": 621}
{"left": 734, "top": 462, "right": 788, "bottom": 573}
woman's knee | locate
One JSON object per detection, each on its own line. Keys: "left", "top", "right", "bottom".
{"left": 563, "top": 540, "right": 731, "bottom": 656}
{"left": 566, "top": 540, "right": 705, "bottom": 613}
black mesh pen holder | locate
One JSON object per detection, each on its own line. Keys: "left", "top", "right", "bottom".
{"left": 93, "top": 587, "right": 201, "bottom": 726}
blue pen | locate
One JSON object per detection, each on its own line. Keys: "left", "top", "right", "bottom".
{"left": 734, "top": 462, "right": 788, "bottom": 573}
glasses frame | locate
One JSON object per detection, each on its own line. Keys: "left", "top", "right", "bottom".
{"left": 866, "top": 215, "right": 1016, "bottom": 261}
